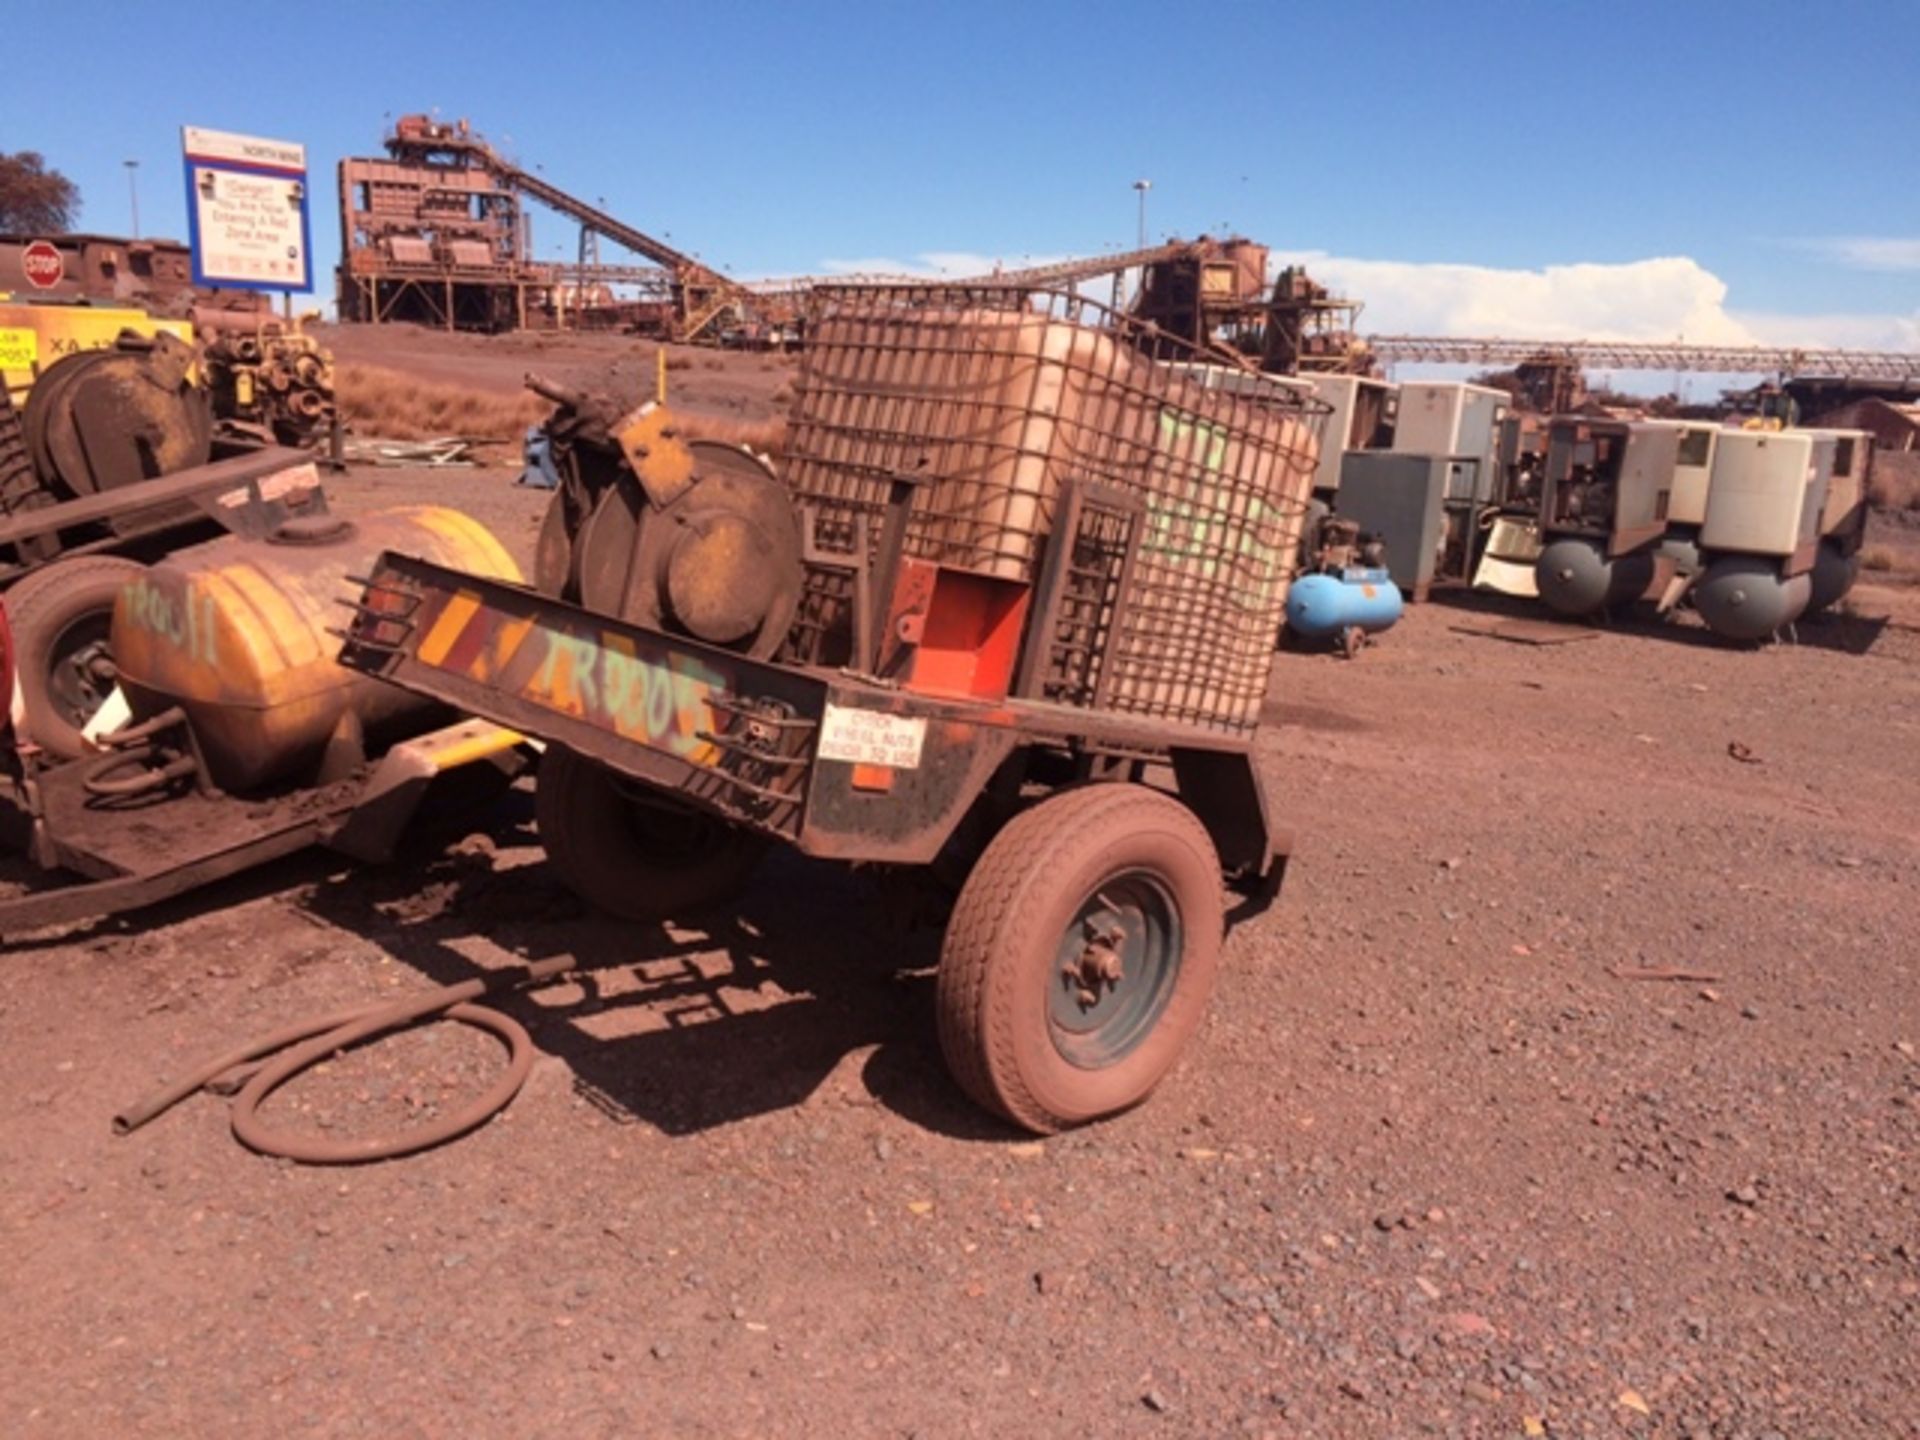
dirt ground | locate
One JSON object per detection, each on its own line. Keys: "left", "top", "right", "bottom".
{"left": 3, "top": 335, "right": 1918, "bottom": 1438}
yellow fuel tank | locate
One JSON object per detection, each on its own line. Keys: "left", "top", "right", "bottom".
{"left": 111, "top": 507, "right": 521, "bottom": 791}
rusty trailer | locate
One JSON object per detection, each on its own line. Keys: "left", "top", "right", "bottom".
{"left": 0, "top": 715, "right": 524, "bottom": 936}
{"left": 339, "top": 285, "right": 1325, "bottom": 1133}
{"left": 0, "top": 446, "right": 531, "bottom": 935}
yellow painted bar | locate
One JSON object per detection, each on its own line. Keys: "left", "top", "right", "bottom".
{"left": 417, "top": 590, "right": 483, "bottom": 668}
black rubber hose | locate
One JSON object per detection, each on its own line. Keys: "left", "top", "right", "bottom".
{"left": 114, "top": 954, "right": 585, "bottom": 1165}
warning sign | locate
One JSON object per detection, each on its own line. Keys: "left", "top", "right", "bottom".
{"left": 0, "top": 327, "right": 37, "bottom": 371}
{"left": 181, "top": 125, "right": 311, "bottom": 293}
{"left": 20, "top": 240, "right": 63, "bottom": 289}
{"left": 818, "top": 704, "right": 928, "bottom": 770}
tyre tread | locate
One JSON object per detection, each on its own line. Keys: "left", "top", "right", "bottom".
{"left": 937, "top": 783, "right": 1222, "bottom": 1134}
{"left": 5, "top": 555, "right": 145, "bottom": 757}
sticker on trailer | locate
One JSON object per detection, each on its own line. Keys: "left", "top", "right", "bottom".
{"left": 818, "top": 704, "right": 927, "bottom": 770}
{"left": 214, "top": 461, "right": 320, "bottom": 508}
{"left": 0, "top": 327, "right": 37, "bottom": 370}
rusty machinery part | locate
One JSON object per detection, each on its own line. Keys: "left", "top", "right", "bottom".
{"left": 525, "top": 373, "right": 629, "bottom": 601}
{"left": 200, "top": 329, "right": 336, "bottom": 447}
{"left": 114, "top": 954, "right": 595, "bottom": 1165}
{"left": 535, "top": 745, "right": 768, "bottom": 921}
{"left": 3, "top": 555, "right": 146, "bottom": 759}
{"left": 1302, "top": 510, "right": 1384, "bottom": 574}
{"left": 111, "top": 506, "right": 521, "bottom": 793}
{"left": 573, "top": 476, "right": 643, "bottom": 608}
{"left": 0, "top": 384, "right": 60, "bottom": 567}
{"left": 78, "top": 706, "right": 209, "bottom": 802}
{"left": 23, "top": 333, "right": 213, "bottom": 499}
{"left": 555, "top": 423, "right": 802, "bottom": 660}
{"left": 533, "top": 489, "right": 579, "bottom": 599}
{"left": 936, "top": 783, "right": 1224, "bottom": 1134}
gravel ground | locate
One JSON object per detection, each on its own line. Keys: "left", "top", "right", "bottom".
{"left": 3, "top": 366, "right": 1918, "bottom": 1436}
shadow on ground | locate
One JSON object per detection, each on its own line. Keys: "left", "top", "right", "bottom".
{"left": 1429, "top": 586, "right": 1891, "bottom": 655}
{"left": 298, "top": 795, "right": 1014, "bottom": 1143}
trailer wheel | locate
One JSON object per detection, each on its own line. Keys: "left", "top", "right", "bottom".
{"left": 937, "top": 784, "right": 1223, "bottom": 1134}
{"left": 5, "top": 555, "right": 143, "bottom": 760}
{"left": 535, "top": 745, "right": 767, "bottom": 921}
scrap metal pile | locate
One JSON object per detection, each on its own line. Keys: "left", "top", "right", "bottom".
{"left": 0, "top": 303, "right": 482, "bottom": 938}
{"left": 4, "top": 331, "right": 212, "bottom": 527}
{"left": 198, "top": 323, "right": 336, "bottom": 448}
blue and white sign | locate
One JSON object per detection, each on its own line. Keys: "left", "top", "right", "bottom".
{"left": 180, "top": 126, "right": 312, "bottom": 292}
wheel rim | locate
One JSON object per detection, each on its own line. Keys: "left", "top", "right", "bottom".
{"left": 45, "top": 613, "right": 118, "bottom": 729}
{"left": 1047, "top": 870, "right": 1182, "bottom": 1070}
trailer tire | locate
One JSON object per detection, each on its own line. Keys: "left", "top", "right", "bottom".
{"left": 536, "top": 745, "right": 767, "bottom": 921}
{"left": 5, "top": 555, "right": 143, "bottom": 760}
{"left": 936, "top": 783, "right": 1223, "bottom": 1134}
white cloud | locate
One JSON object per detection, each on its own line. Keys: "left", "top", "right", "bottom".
{"left": 1277, "top": 250, "right": 1763, "bottom": 344}
{"left": 1795, "top": 236, "right": 1920, "bottom": 272}
{"left": 1277, "top": 249, "right": 1920, "bottom": 356}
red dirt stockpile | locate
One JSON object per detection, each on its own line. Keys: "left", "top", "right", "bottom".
{"left": 2, "top": 330, "right": 1918, "bottom": 1438}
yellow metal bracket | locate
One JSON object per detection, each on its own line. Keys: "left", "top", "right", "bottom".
{"left": 615, "top": 402, "right": 696, "bottom": 508}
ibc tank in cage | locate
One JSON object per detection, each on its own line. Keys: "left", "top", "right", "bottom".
{"left": 779, "top": 286, "right": 1327, "bottom": 732}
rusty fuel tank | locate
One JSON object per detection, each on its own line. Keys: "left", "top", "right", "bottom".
{"left": 110, "top": 507, "right": 520, "bottom": 791}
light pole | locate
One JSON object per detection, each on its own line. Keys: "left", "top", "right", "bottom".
{"left": 1132, "top": 178, "right": 1151, "bottom": 249}
{"left": 124, "top": 159, "right": 141, "bottom": 239}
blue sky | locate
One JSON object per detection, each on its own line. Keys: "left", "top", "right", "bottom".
{"left": 15, "top": 0, "right": 1919, "bottom": 348}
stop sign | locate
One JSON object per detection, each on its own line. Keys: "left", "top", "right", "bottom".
{"left": 20, "top": 240, "right": 63, "bottom": 289}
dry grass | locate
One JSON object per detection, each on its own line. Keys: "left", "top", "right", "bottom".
{"left": 334, "top": 361, "right": 787, "bottom": 457}
{"left": 1862, "top": 545, "right": 1897, "bottom": 572}
{"left": 335, "top": 364, "right": 549, "bottom": 442}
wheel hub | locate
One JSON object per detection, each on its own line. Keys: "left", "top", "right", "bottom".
{"left": 1061, "top": 913, "right": 1128, "bottom": 1009}
{"left": 53, "top": 635, "right": 117, "bottom": 726}
{"left": 1046, "top": 873, "right": 1182, "bottom": 1069}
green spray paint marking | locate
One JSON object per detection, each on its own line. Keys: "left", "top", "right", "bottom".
{"left": 1156, "top": 408, "right": 1229, "bottom": 472}
{"left": 1144, "top": 408, "right": 1289, "bottom": 610}
{"left": 121, "top": 578, "right": 218, "bottom": 667}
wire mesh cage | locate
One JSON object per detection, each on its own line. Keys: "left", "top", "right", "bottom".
{"left": 782, "top": 285, "right": 1328, "bottom": 733}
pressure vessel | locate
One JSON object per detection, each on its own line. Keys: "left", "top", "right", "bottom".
{"left": 1657, "top": 533, "right": 1703, "bottom": 577}
{"left": 111, "top": 507, "right": 520, "bottom": 791}
{"left": 1284, "top": 569, "right": 1404, "bottom": 643}
{"left": 1534, "top": 538, "right": 1655, "bottom": 617}
{"left": 1805, "top": 539, "right": 1861, "bottom": 616}
{"left": 1692, "top": 554, "right": 1812, "bottom": 642}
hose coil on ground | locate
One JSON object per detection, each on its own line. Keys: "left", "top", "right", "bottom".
{"left": 114, "top": 955, "right": 585, "bottom": 1165}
